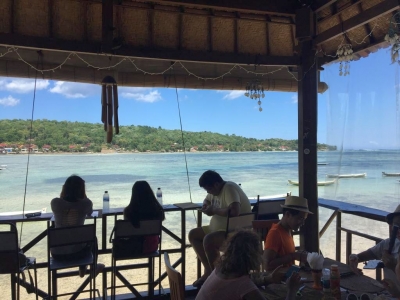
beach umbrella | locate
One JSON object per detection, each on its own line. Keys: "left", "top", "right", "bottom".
{"left": 101, "top": 76, "right": 119, "bottom": 143}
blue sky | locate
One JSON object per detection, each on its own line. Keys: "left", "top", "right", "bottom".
{"left": 0, "top": 48, "right": 398, "bottom": 149}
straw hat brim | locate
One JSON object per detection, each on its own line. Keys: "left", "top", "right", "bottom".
{"left": 281, "top": 204, "right": 314, "bottom": 214}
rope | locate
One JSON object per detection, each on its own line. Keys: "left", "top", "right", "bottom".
{"left": 19, "top": 52, "right": 40, "bottom": 245}
{"left": 171, "top": 68, "right": 193, "bottom": 203}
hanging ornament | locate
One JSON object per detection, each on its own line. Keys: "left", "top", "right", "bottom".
{"left": 101, "top": 76, "right": 119, "bottom": 143}
{"left": 336, "top": 44, "right": 353, "bottom": 76}
{"left": 244, "top": 80, "right": 265, "bottom": 112}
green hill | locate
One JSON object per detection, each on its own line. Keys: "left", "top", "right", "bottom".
{"left": 0, "top": 119, "right": 336, "bottom": 153}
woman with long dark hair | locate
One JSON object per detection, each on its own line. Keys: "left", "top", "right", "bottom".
{"left": 123, "top": 180, "right": 165, "bottom": 253}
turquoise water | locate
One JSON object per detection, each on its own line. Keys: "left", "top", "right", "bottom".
{"left": 1, "top": 150, "right": 400, "bottom": 213}
{"left": 1, "top": 150, "right": 400, "bottom": 279}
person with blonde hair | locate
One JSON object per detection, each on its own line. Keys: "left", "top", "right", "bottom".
{"left": 123, "top": 180, "right": 165, "bottom": 253}
{"left": 195, "top": 230, "right": 301, "bottom": 300}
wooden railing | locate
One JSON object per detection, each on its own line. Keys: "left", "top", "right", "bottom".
{"left": 0, "top": 197, "right": 391, "bottom": 299}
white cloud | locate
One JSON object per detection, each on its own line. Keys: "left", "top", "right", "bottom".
{"left": 0, "top": 96, "right": 20, "bottom": 106}
{"left": 217, "top": 90, "right": 245, "bottom": 100}
{"left": 291, "top": 94, "right": 298, "bottom": 103}
{"left": 50, "top": 81, "right": 98, "bottom": 98}
{"left": 0, "top": 78, "right": 49, "bottom": 93}
{"left": 121, "top": 88, "right": 162, "bottom": 103}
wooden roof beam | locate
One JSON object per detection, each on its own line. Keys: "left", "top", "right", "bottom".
{"left": 315, "top": 0, "right": 400, "bottom": 45}
{"left": 0, "top": 33, "right": 300, "bottom": 66}
{"left": 312, "top": 0, "right": 338, "bottom": 13}
{"left": 137, "top": 0, "right": 296, "bottom": 16}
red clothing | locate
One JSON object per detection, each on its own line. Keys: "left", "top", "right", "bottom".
{"left": 264, "top": 223, "right": 295, "bottom": 267}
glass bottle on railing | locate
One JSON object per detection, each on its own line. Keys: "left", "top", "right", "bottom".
{"left": 156, "top": 187, "right": 163, "bottom": 205}
{"left": 103, "top": 191, "right": 110, "bottom": 213}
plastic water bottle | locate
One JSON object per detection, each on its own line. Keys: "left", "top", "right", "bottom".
{"left": 103, "top": 191, "right": 110, "bottom": 213}
{"left": 156, "top": 187, "right": 163, "bottom": 205}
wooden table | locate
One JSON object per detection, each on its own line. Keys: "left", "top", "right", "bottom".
{"left": 261, "top": 258, "right": 389, "bottom": 300}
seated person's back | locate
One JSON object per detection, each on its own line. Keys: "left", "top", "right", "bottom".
{"left": 50, "top": 175, "right": 93, "bottom": 258}
{"left": 123, "top": 180, "right": 165, "bottom": 253}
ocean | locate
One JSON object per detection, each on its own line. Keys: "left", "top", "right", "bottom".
{"left": 1, "top": 150, "right": 400, "bottom": 297}
{"left": 1, "top": 150, "right": 400, "bottom": 259}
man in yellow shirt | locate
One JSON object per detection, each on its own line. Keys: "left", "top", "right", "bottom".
{"left": 189, "top": 170, "right": 251, "bottom": 287}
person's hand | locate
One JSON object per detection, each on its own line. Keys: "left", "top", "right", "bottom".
{"left": 383, "top": 278, "right": 400, "bottom": 297}
{"left": 202, "top": 204, "right": 214, "bottom": 216}
{"left": 285, "top": 272, "right": 302, "bottom": 300}
{"left": 264, "top": 265, "right": 285, "bottom": 284}
{"left": 349, "top": 254, "right": 362, "bottom": 276}
{"left": 382, "top": 250, "right": 396, "bottom": 271}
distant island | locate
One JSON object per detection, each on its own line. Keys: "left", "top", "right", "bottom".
{"left": 0, "top": 119, "right": 337, "bottom": 154}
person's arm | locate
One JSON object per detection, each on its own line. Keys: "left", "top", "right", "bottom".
{"left": 202, "top": 202, "right": 240, "bottom": 217}
{"left": 263, "top": 249, "right": 307, "bottom": 271}
{"left": 349, "top": 249, "right": 378, "bottom": 275}
{"left": 242, "top": 289, "right": 266, "bottom": 300}
{"left": 285, "top": 272, "right": 301, "bottom": 300}
{"left": 85, "top": 198, "right": 93, "bottom": 216}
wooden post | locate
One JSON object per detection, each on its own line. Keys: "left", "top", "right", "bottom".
{"left": 102, "top": 0, "right": 114, "bottom": 53}
{"left": 296, "top": 7, "right": 319, "bottom": 253}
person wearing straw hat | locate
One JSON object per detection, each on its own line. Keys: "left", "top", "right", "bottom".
{"left": 263, "top": 195, "right": 313, "bottom": 271}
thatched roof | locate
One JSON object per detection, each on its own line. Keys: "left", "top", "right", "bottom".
{"left": 0, "top": 0, "right": 396, "bottom": 91}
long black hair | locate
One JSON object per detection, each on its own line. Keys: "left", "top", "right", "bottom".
{"left": 124, "top": 181, "right": 165, "bottom": 227}
{"left": 60, "top": 175, "right": 86, "bottom": 202}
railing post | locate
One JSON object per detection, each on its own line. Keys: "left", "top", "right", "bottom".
{"left": 375, "top": 240, "right": 382, "bottom": 281}
{"left": 346, "top": 232, "right": 352, "bottom": 265}
{"left": 336, "top": 212, "right": 341, "bottom": 262}
{"left": 197, "top": 210, "right": 202, "bottom": 280}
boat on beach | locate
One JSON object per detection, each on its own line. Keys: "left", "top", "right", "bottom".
{"left": 326, "top": 173, "right": 366, "bottom": 178}
{"left": 288, "top": 179, "right": 336, "bottom": 186}
{"left": 382, "top": 172, "right": 400, "bottom": 177}
{"left": 0, "top": 207, "right": 47, "bottom": 216}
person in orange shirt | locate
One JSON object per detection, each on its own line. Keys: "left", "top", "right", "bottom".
{"left": 263, "top": 196, "right": 312, "bottom": 271}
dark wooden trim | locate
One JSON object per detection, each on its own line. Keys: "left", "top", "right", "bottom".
{"left": 83, "top": 2, "right": 89, "bottom": 41}
{"left": 315, "top": 0, "right": 400, "bottom": 45}
{"left": 208, "top": 10, "right": 213, "bottom": 52}
{"left": 296, "top": 6, "right": 319, "bottom": 253}
{"left": 10, "top": 0, "right": 14, "bottom": 34}
{"left": 312, "top": 0, "right": 338, "bottom": 13}
{"left": 102, "top": 0, "right": 114, "bottom": 52}
{"left": 234, "top": 13, "right": 239, "bottom": 54}
{"left": 178, "top": 6, "right": 183, "bottom": 50}
{"left": 0, "top": 33, "right": 300, "bottom": 65}
{"left": 142, "top": 0, "right": 296, "bottom": 16}
{"left": 49, "top": 0, "right": 54, "bottom": 38}
{"left": 149, "top": 5, "right": 155, "bottom": 48}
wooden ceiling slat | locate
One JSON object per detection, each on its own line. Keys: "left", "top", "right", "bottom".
{"left": 315, "top": 0, "right": 399, "bottom": 45}
{"left": 0, "top": 33, "right": 300, "bottom": 66}
{"left": 134, "top": 0, "right": 296, "bottom": 16}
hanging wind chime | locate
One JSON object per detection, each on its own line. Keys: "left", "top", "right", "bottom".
{"left": 101, "top": 76, "right": 119, "bottom": 143}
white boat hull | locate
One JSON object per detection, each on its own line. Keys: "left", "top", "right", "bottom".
{"left": 327, "top": 173, "right": 366, "bottom": 178}
{"left": 288, "top": 179, "right": 336, "bottom": 186}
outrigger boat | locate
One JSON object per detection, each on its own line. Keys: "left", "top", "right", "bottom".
{"left": 382, "top": 172, "right": 400, "bottom": 177}
{"left": 288, "top": 179, "right": 336, "bottom": 186}
{"left": 0, "top": 164, "right": 7, "bottom": 170}
{"left": 327, "top": 173, "right": 366, "bottom": 178}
